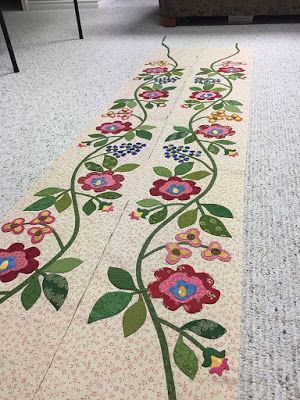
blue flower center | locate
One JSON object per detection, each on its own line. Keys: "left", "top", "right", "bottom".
{"left": 170, "top": 280, "right": 197, "bottom": 300}
{"left": 107, "top": 124, "right": 119, "bottom": 131}
{"left": 0, "top": 256, "right": 16, "bottom": 273}
{"left": 202, "top": 93, "right": 213, "bottom": 98}
{"left": 147, "top": 92, "right": 159, "bottom": 98}
{"left": 208, "top": 128, "right": 224, "bottom": 135}
{"left": 91, "top": 177, "right": 107, "bottom": 187}
{"left": 166, "top": 184, "right": 186, "bottom": 195}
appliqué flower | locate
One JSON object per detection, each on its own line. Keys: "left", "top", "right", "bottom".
{"left": 96, "top": 120, "right": 132, "bottom": 134}
{"left": 196, "top": 123, "right": 235, "bottom": 139}
{"left": 143, "top": 67, "right": 168, "bottom": 74}
{"left": 228, "top": 150, "right": 239, "bottom": 157}
{"left": 78, "top": 143, "right": 88, "bottom": 148}
{"left": 148, "top": 264, "right": 220, "bottom": 313}
{"left": 27, "top": 226, "right": 53, "bottom": 244}
{"left": 217, "top": 67, "right": 245, "bottom": 73}
{"left": 150, "top": 177, "right": 201, "bottom": 201}
{"left": 129, "top": 210, "right": 144, "bottom": 220}
{"left": 101, "top": 107, "right": 133, "bottom": 121}
{"left": 175, "top": 228, "right": 202, "bottom": 247}
{"left": 101, "top": 205, "right": 114, "bottom": 212}
{"left": 30, "top": 210, "right": 55, "bottom": 225}
{"left": 190, "top": 91, "right": 222, "bottom": 101}
{"left": 201, "top": 242, "right": 231, "bottom": 262}
{"left": 1, "top": 218, "right": 25, "bottom": 235}
{"left": 78, "top": 171, "right": 124, "bottom": 193}
{"left": 209, "top": 357, "right": 229, "bottom": 376}
{"left": 165, "top": 243, "right": 192, "bottom": 265}
{"left": 0, "top": 243, "right": 40, "bottom": 283}
{"left": 139, "top": 90, "right": 169, "bottom": 100}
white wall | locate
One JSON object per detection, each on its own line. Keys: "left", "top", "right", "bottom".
{"left": 26, "top": 0, "right": 99, "bottom": 10}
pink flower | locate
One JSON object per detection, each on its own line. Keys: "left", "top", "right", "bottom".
{"left": 2, "top": 218, "right": 25, "bottom": 235}
{"left": 165, "top": 243, "right": 192, "bottom": 265}
{"left": 175, "top": 228, "right": 202, "bottom": 247}
{"left": 201, "top": 242, "right": 231, "bottom": 262}
{"left": 129, "top": 210, "right": 144, "bottom": 220}
{"left": 181, "top": 104, "right": 189, "bottom": 108}
{"left": 196, "top": 123, "right": 235, "bottom": 139}
{"left": 143, "top": 67, "right": 168, "bottom": 74}
{"left": 190, "top": 91, "right": 222, "bottom": 101}
{"left": 96, "top": 120, "right": 132, "bottom": 134}
{"left": 209, "top": 357, "right": 229, "bottom": 376}
{"left": 150, "top": 177, "right": 201, "bottom": 201}
{"left": 78, "top": 171, "right": 124, "bottom": 193}
{"left": 27, "top": 226, "right": 53, "bottom": 244}
{"left": 101, "top": 205, "right": 114, "bottom": 212}
{"left": 30, "top": 210, "right": 55, "bottom": 225}
{"left": 217, "top": 67, "right": 245, "bottom": 73}
{"left": 139, "top": 90, "right": 169, "bottom": 100}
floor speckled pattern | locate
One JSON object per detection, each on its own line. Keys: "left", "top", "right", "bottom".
{"left": 0, "top": 1, "right": 299, "bottom": 399}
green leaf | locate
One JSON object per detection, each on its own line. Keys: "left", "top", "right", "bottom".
{"left": 124, "top": 130, "right": 135, "bottom": 141}
{"left": 173, "top": 335, "right": 198, "bottom": 380}
{"left": 225, "top": 100, "right": 243, "bottom": 106}
{"left": 194, "top": 104, "right": 205, "bottom": 110}
{"left": 127, "top": 100, "right": 137, "bottom": 108}
{"left": 82, "top": 198, "right": 97, "bottom": 215}
{"left": 88, "top": 133, "right": 106, "bottom": 139}
{"left": 224, "top": 103, "right": 242, "bottom": 113}
{"left": 202, "top": 348, "right": 226, "bottom": 367}
{"left": 228, "top": 74, "right": 238, "bottom": 80}
{"left": 214, "top": 140, "right": 236, "bottom": 145}
{"left": 208, "top": 144, "right": 220, "bottom": 155}
{"left": 24, "top": 196, "right": 56, "bottom": 211}
{"left": 149, "top": 207, "right": 167, "bottom": 224}
{"left": 88, "top": 291, "right": 133, "bottom": 323}
{"left": 184, "top": 135, "right": 196, "bottom": 144}
{"left": 21, "top": 277, "right": 41, "bottom": 310}
{"left": 165, "top": 131, "right": 189, "bottom": 141}
{"left": 123, "top": 295, "right": 147, "bottom": 337}
{"left": 138, "top": 125, "right": 155, "bottom": 130}
{"left": 94, "top": 139, "right": 108, "bottom": 147}
{"left": 212, "top": 102, "right": 224, "bottom": 110}
{"left": 211, "top": 87, "right": 226, "bottom": 92}
{"left": 135, "top": 130, "right": 152, "bottom": 140}
{"left": 137, "top": 199, "right": 163, "bottom": 208}
{"left": 203, "top": 83, "right": 214, "bottom": 90}
{"left": 98, "top": 192, "right": 122, "bottom": 199}
{"left": 85, "top": 162, "right": 104, "bottom": 172}
{"left": 199, "top": 215, "right": 231, "bottom": 237}
{"left": 175, "top": 162, "right": 194, "bottom": 176}
{"left": 197, "top": 68, "right": 212, "bottom": 75}
{"left": 108, "top": 267, "right": 137, "bottom": 291}
{"left": 110, "top": 102, "right": 126, "bottom": 109}
{"left": 115, "top": 163, "right": 139, "bottom": 172}
{"left": 153, "top": 83, "right": 162, "bottom": 90}
{"left": 42, "top": 274, "right": 68, "bottom": 311}
{"left": 145, "top": 102, "right": 154, "bottom": 109}
{"left": 163, "top": 86, "right": 176, "bottom": 90}
{"left": 189, "top": 86, "right": 202, "bottom": 91}
{"left": 45, "top": 258, "right": 83, "bottom": 273}
{"left": 182, "top": 319, "right": 226, "bottom": 339}
{"left": 55, "top": 192, "right": 72, "bottom": 213}
{"left": 153, "top": 166, "right": 172, "bottom": 177}
{"left": 103, "top": 155, "right": 118, "bottom": 169}
{"left": 208, "top": 72, "right": 217, "bottom": 77}
{"left": 202, "top": 203, "right": 233, "bottom": 218}
{"left": 34, "top": 187, "right": 65, "bottom": 197}
{"left": 178, "top": 208, "right": 198, "bottom": 229}
{"left": 174, "top": 126, "right": 190, "bottom": 132}
{"left": 182, "top": 171, "right": 211, "bottom": 180}
{"left": 114, "top": 98, "right": 132, "bottom": 102}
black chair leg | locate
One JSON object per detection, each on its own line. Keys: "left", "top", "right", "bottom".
{"left": 73, "top": 0, "right": 83, "bottom": 39}
{"left": 0, "top": 10, "right": 19, "bottom": 73}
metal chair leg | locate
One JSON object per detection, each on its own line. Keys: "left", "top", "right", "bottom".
{"left": 0, "top": 10, "right": 19, "bottom": 73}
{"left": 73, "top": 0, "right": 83, "bottom": 39}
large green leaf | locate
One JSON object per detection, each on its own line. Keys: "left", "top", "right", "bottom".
{"left": 199, "top": 215, "right": 231, "bottom": 237}
{"left": 224, "top": 103, "right": 242, "bottom": 113}
{"left": 93, "top": 139, "right": 108, "bottom": 147}
{"left": 178, "top": 208, "right": 198, "bottom": 229}
{"left": 124, "top": 130, "right": 135, "bottom": 141}
{"left": 153, "top": 166, "right": 172, "bottom": 177}
{"left": 173, "top": 335, "right": 198, "bottom": 380}
{"left": 42, "top": 274, "right": 68, "bottom": 311}
{"left": 55, "top": 192, "right": 72, "bottom": 213}
{"left": 88, "top": 292, "right": 133, "bottom": 323}
{"left": 138, "top": 125, "right": 156, "bottom": 130}
{"left": 208, "top": 144, "right": 220, "bottom": 155}
{"left": 182, "top": 319, "right": 226, "bottom": 339}
{"left": 194, "top": 104, "right": 205, "bottom": 110}
{"left": 202, "top": 203, "right": 233, "bottom": 218}
{"left": 203, "top": 83, "right": 214, "bottom": 90}
{"left": 123, "top": 295, "right": 147, "bottom": 337}
{"left": 225, "top": 99, "right": 243, "bottom": 106}
{"left": 44, "top": 258, "right": 83, "bottom": 274}
{"left": 175, "top": 162, "right": 194, "bottom": 176}
{"left": 82, "top": 198, "right": 97, "bottom": 215}
{"left": 21, "top": 277, "right": 41, "bottom": 310}
{"left": 174, "top": 126, "right": 190, "bottom": 132}
{"left": 103, "top": 155, "right": 118, "bottom": 170}
{"left": 85, "top": 162, "right": 104, "bottom": 172}
{"left": 183, "top": 171, "right": 211, "bottom": 180}
{"left": 165, "top": 131, "right": 189, "bottom": 141}
{"left": 149, "top": 207, "right": 168, "bottom": 224}
{"left": 24, "top": 196, "right": 56, "bottom": 211}
{"left": 34, "top": 187, "right": 65, "bottom": 197}
{"left": 214, "top": 140, "right": 236, "bottom": 145}
{"left": 135, "top": 130, "right": 152, "bottom": 140}
{"left": 137, "top": 199, "right": 163, "bottom": 208}
{"left": 212, "top": 102, "right": 224, "bottom": 110}
{"left": 97, "top": 192, "right": 122, "bottom": 199}
{"left": 115, "top": 163, "right": 139, "bottom": 172}
{"left": 108, "top": 267, "right": 137, "bottom": 291}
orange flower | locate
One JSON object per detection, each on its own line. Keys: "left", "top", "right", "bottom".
{"left": 2, "top": 218, "right": 25, "bottom": 234}
{"left": 27, "top": 226, "right": 53, "bottom": 244}
{"left": 201, "top": 242, "right": 231, "bottom": 262}
{"left": 30, "top": 210, "right": 55, "bottom": 225}
{"left": 165, "top": 243, "right": 192, "bottom": 265}
{"left": 175, "top": 228, "right": 202, "bottom": 247}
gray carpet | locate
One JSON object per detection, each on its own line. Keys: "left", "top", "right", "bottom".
{"left": 0, "top": 1, "right": 299, "bottom": 399}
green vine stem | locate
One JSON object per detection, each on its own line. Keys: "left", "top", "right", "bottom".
{"left": 135, "top": 44, "right": 240, "bottom": 400}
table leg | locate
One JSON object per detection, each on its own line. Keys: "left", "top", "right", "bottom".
{"left": 0, "top": 10, "right": 19, "bottom": 73}
{"left": 73, "top": 0, "right": 83, "bottom": 39}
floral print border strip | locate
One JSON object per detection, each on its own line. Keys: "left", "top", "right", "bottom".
{"left": 88, "top": 44, "right": 247, "bottom": 400}
{"left": 0, "top": 37, "right": 184, "bottom": 310}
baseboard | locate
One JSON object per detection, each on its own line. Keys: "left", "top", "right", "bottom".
{"left": 27, "top": 0, "right": 99, "bottom": 10}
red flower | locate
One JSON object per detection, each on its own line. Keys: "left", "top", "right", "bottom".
{"left": 139, "top": 90, "right": 169, "bottom": 100}
{"left": 143, "top": 67, "right": 168, "bottom": 74}
{"left": 0, "top": 243, "right": 40, "bottom": 283}
{"left": 148, "top": 264, "right": 220, "bottom": 313}
{"left": 150, "top": 176, "right": 201, "bottom": 201}
{"left": 30, "top": 210, "right": 55, "bottom": 225}
{"left": 78, "top": 171, "right": 124, "bottom": 193}
{"left": 196, "top": 123, "right": 235, "bottom": 139}
{"left": 217, "top": 67, "right": 245, "bottom": 73}
{"left": 1, "top": 218, "right": 25, "bottom": 234}
{"left": 96, "top": 120, "right": 132, "bottom": 134}
{"left": 190, "top": 91, "right": 222, "bottom": 101}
